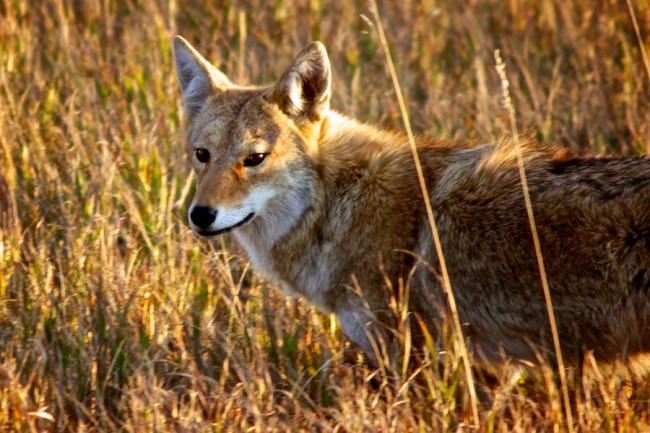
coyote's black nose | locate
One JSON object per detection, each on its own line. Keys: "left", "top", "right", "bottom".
{"left": 190, "top": 205, "right": 217, "bottom": 229}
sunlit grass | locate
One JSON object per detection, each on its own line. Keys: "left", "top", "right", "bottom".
{"left": 1, "top": 0, "right": 649, "bottom": 431}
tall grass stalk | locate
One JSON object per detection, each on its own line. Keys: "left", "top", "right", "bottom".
{"left": 626, "top": 0, "right": 650, "bottom": 86}
{"left": 494, "top": 49, "right": 574, "bottom": 432}
{"left": 369, "top": 0, "right": 480, "bottom": 427}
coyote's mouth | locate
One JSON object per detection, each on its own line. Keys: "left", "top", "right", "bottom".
{"left": 197, "top": 212, "right": 255, "bottom": 237}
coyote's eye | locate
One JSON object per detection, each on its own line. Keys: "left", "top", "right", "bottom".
{"left": 243, "top": 153, "right": 267, "bottom": 167}
{"left": 195, "top": 148, "right": 210, "bottom": 163}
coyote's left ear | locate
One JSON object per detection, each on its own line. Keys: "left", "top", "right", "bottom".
{"left": 265, "top": 42, "right": 331, "bottom": 122}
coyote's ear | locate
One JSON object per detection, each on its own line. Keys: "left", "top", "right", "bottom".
{"left": 265, "top": 42, "right": 331, "bottom": 122}
{"left": 173, "top": 36, "right": 231, "bottom": 119}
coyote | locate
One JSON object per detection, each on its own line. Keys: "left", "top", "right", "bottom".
{"left": 173, "top": 36, "right": 650, "bottom": 372}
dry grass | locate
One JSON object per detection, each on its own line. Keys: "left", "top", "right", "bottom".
{"left": 1, "top": 0, "right": 650, "bottom": 431}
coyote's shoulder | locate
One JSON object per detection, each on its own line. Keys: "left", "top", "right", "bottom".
{"left": 173, "top": 36, "right": 650, "bottom": 372}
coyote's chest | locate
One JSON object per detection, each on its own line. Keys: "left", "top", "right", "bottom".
{"left": 234, "top": 226, "right": 335, "bottom": 313}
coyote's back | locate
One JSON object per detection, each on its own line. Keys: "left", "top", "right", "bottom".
{"left": 173, "top": 36, "right": 650, "bottom": 373}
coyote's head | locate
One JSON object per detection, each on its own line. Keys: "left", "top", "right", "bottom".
{"left": 173, "top": 37, "right": 331, "bottom": 243}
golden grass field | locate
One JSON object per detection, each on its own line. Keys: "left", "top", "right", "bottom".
{"left": 1, "top": 0, "right": 650, "bottom": 431}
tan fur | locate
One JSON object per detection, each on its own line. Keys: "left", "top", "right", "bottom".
{"left": 174, "top": 36, "right": 650, "bottom": 373}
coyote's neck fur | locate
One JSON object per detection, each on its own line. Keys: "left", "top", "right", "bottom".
{"left": 234, "top": 111, "right": 447, "bottom": 312}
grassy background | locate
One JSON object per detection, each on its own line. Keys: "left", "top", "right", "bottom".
{"left": 1, "top": 0, "right": 650, "bottom": 431}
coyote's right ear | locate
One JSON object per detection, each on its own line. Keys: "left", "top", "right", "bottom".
{"left": 173, "top": 36, "right": 231, "bottom": 119}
